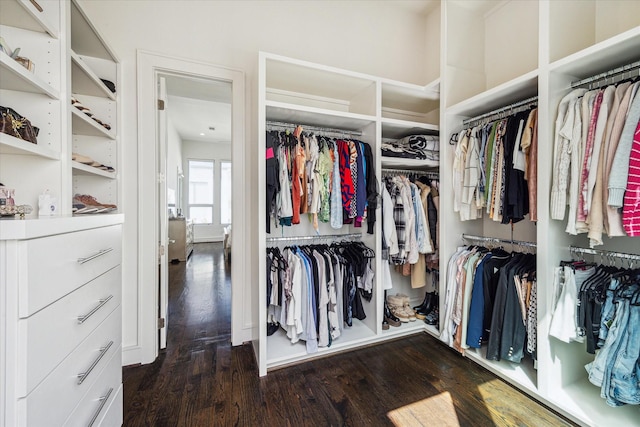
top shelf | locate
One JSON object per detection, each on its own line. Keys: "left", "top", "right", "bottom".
{"left": 71, "top": 51, "right": 116, "bottom": 100}
{"left": 0, "top": 0, "right": 59, "bottom": 38}
{"left": 70, "top": 0, "right": 117, "bottom": 61}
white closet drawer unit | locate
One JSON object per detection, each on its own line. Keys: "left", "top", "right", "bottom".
{"left": 64, "top": 351, "right": 123, "bottom": 427}
{"left": 16, "top": 307, "right": 121, "bottom": 427}
{"left": 18, "top": 224, "right": 122, "bottom": 317}
{"left": 17, "top": 265, "right": 121, "bottom": 397}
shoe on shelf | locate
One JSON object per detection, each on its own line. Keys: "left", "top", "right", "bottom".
{"left": 384, "top": 302, "right": 401, "bottom": 327}
{"left": 266, "top": 321, "right": 280, "bottom": 336}
{"left": 382, "top": 318, "right": 390, "bottom": 330}
{"left": 386, "top": 294, "right": 410, "bottom": 323}
{"left": 73, "top": 194, "right": 117, "bottom": 209}
{"left": 415, "top": 292, "right": 437, "bottom": 317}
{"left": 396, "top": 293, "right": 417, "bottom": 322}
{"left": 425, "top": 307, "right": 439, "bottom": 326}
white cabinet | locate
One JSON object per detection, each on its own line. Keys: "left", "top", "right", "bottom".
{"left": 0, "top": 0, "right": 120, "bottom": 216}
{"left": 0, "top": 215, "right": 124, "bottom": 427}
{"left": 168, "top": 218, "right": 193, "bottom": 262}
{"left": 257, "top": 48, "right": 441, "bottom": 376}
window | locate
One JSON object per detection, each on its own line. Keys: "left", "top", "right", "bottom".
{"left": 188, "top": 160, "right": 214, "bottom": 224}
{"left": 220, "top": 161, "right": 232, "bottom": 224}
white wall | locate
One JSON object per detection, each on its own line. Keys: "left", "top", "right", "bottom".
{"left": 182, "top": 140, "right": 231, "bottom": 242}
{"left": 78, "top": 0, "right": 432, "bottom": 363}
{"left": 166, "top": 117, "right": 183, "bottom": 214}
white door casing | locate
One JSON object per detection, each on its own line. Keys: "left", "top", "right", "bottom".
{"left": 158, "top": 76, "right": 169, "bottom": 350}
{"left": 136, "top": 50, "right": 247, "bottom": 365}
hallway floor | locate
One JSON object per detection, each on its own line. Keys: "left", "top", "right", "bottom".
{"left": 122, "top": 243, "right": 575, "bottom": 427}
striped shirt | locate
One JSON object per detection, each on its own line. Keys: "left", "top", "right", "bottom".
{"left": 622, "top": 120, "right": 640, "bottom": 236}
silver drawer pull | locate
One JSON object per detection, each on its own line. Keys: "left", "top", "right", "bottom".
{"left": 77, "top": 341, "right": 113, "bottom": 385}
{"left": 77, "top": 248, "right": 113, "bottom": 264}
{"left": 87, "top": 387, "right": 113, "bottom": 427}
{"left": 77, "top": 295, "right": 113, "bottom": 324}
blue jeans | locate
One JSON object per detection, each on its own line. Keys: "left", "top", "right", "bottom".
{"left": 610, "top": 298, "right": 640, "bottom": 405}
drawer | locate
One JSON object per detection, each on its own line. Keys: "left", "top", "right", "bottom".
{"left": 18, "top": 224, "right": 122, "bottom": 317}
{"left": 17, "top": 307, "right": 121, "bottom": 427}
{"left": 17, "top": 266, "right": 121, "bottom": 397}
{"left": 64, "top": 356, "right": 123, "bottom": 427}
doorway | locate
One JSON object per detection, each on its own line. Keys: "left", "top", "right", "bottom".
{"left": 159, "top": 75, "right": 233, "bottom": 349}
{"left": 137, "top": 51, "right": 245, "bottom": 364}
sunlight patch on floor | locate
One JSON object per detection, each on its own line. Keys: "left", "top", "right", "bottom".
{"left": 387, "top": 391, "right": 461, "bottom": 426}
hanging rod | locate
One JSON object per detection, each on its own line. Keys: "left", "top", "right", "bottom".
{"left": 569, "top": 246, "right": 640, "bottom": 262}
{"left": 266, "top": 232, "right": 362, "bottom": 243}
{"left": 266, "top": 120, "right": 363, "bottom": 137}
{"left": 382, "top": 167, "right": 439, "bottom": 178}
{"left": 462, "top": 95, "right": 538, "bottom": 127}
{"left": 462, "top": 233, "right": 537, "bottom": 248}
{"left": 571, "top": 59, "right": 640, "bottom": 90}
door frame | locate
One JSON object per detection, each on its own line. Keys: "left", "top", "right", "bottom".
{"left": 137, "top": 50, "right": 246, "bottom": 364}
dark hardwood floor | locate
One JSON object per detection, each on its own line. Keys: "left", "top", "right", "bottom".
{"left": 123, "top": 243, "right": 575, "bottom": 427}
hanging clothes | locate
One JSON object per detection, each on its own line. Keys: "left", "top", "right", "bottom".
{"left": 451, "top": 107, "right": 538, "bottom": 223}
{"left": 442, "top": 244, "right": 537, "bottom": 364}
{"left": 550, "top": 81, "right": 640, "bottom": 245}
{"left": 266, "top": 240, "right": 375, "bottom": 354}
{"left": 265, "top": 126, "right": 378, "bottom": 234}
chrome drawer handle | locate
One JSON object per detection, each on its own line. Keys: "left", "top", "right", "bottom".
{"left": 77, "top": 295, "right": 113, "bottom": 324}
{"left": 77, "top": 248, "right": 114, "bottom": 264}
{"left": 87, "top": 387, "right": 113, "bottom": 427}
{"left": 77, "top": 341, "right": 113, "bottom": 385}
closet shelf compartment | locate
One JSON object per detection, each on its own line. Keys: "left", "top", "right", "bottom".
{"left": 71, "top": 161, "right": 116, "bottom": 179}
{"left": 549, "top": 26, "right": 640, "bottom": 78}
{"left": 70, "top": 0, "right": 115, "bottom": 62}
{"left": 0, "top": 132, "right": 59, "bottom": 159}
{"left": 71, "top": 108, "right": 115, "bottom": 139}
{"left": 381, "top": 118, "right": 439, "bottom": 139}
{"left": 266, "top": 101, "right": 376, "bottom": 132}
{"left": 463, "top": 347, "right": 537, "bottom": 395}
{"left": 549, "top": 377, "right": 640, "bottom": 427}
{"left": 266, "top": 320, "right": 378, "bottom": 369}
{"left": 380, "top": 157, "right": 438, "bottom": 170}
{"left": 71, "top": 51, "right": 116, "bottom": 100}
{"left": 0, "top": 0, "right": 59, "bottom": 38}
{"left": 0, "top": 51, "right": 60, "bottom": 99}
{"left": 446, "top": 70, "right": 538, "bottom": 118}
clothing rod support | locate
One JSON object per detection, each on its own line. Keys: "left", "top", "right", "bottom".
{"left": 266, "top": 233, "right": 363, "bottom": 243}
{"left": 266, "top": 120, "right": 363, "bottom": 137}
{"left": 569, "top": 246, "right": 640, "bottom": 262}
{"left": 462, "top": 233, "right": 537, "bottom": 248}
{"left": 571, "top": 59, "right": 640, "bottom": 90}
{"left": 462, "top": 96, "right": 538, "bottom": 127}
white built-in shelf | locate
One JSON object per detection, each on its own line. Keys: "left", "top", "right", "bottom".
{"left": 71, "top": 51, "right": 116, "bottom": 100}
{"left": 71, "top": 108, "right": 115, "bottom": 139}
{"left": 464, "top": 347, "right": 538, "bottom": 395}
{"left": 549, "top": 26, "right": 640, "bottom": 78}
{"left": 0, "top": 0, "right": 58, "bottom": 38}
{"left": 71, "top": 161, "right": 116, "bottom": 179}
{"left": 446, "top": 69, "right": 539, "bottom": 118}
{"left": 381, "top": 79, "right": 440, "bottom": 123}
{"left": 550, "top": 377, "right": 640, "bottom": 427}
{"left": 266, "top": 320, "right": 377, "bottom": 369}
{"left": 70, "top": 0, "right": 115, "bottom": 61}
{"left": 266, "top": 101, "right": 376, "bottom": 132}
{"left": 381, "top": 321, "right": 429, "bottom": 338}
{"left": 0, "top": 51, "right": 59, "bottom": 99}
{"left": 0, "top": 132, "right": 59, "bottom": 159}
{"left": 381, "top": 157, "right": 439, "bottom": 170}
{"left": 381, "top": 118, "right": 439, "bottom": 139}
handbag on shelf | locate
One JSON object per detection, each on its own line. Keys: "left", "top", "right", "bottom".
{"left": 0, "top": 106, "right": 39, "bottom": 144}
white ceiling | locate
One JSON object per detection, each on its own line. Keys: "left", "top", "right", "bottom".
{"left": 164, "top": 75, "right": 232, "bottom": 144}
